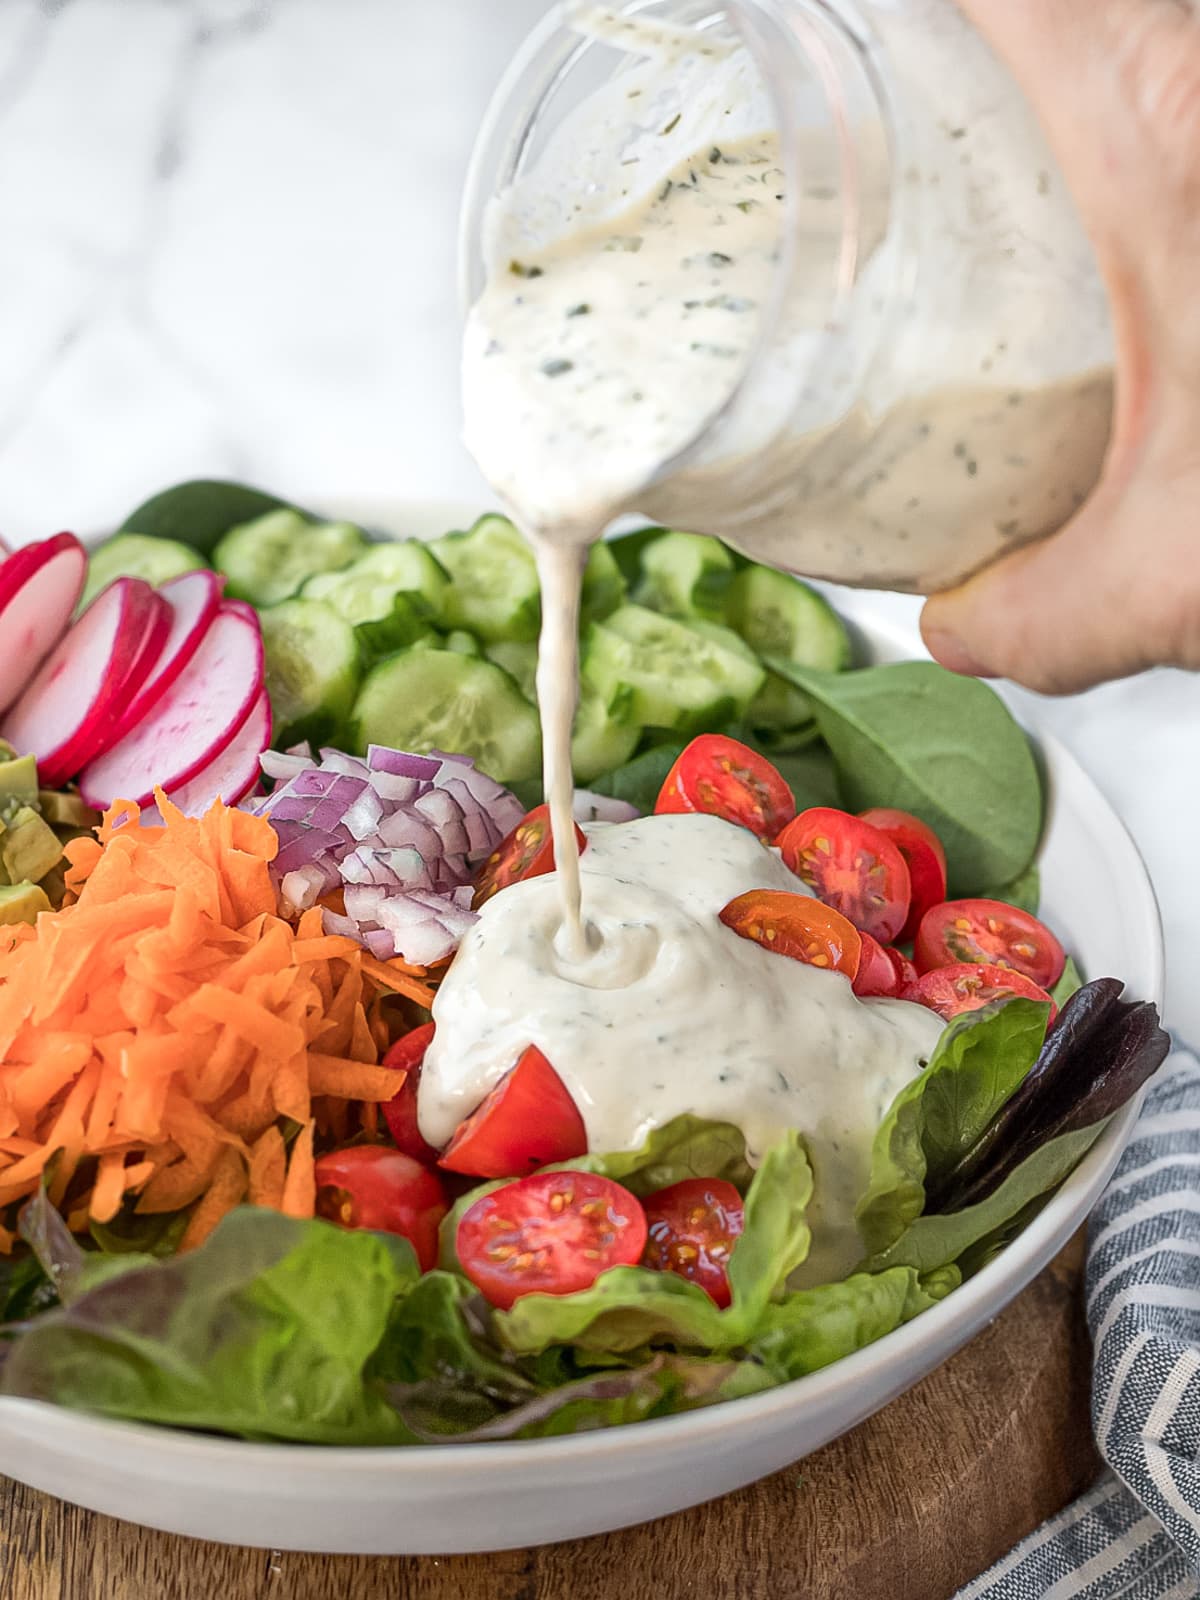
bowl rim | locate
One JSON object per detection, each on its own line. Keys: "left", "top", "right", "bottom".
{"left": 3, "top": 515, "right": 1161, "bottom": 1475}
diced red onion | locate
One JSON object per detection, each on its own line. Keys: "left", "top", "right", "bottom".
{"left": 281, "top": 864, "right": 328, "bottom": 912}
{"left": 260, "top": 749, "right": 315, "bottom": 784}
{"left": 573, "top": 790, "right": 641, "bottom": 825}
{"left": 364, "top": 929, "right": 396, "bottom": 961}
{"left": 368, "top": 746, "right": 441, "bottom": 781}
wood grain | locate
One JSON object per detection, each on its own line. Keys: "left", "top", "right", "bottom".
{"left": 0, "top": 1235, "right": 1099, "bottom": 1600}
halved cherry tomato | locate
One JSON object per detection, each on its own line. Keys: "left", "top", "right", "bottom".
{"left": 720, "top": 890, "right": 862, "bottom": 979}
{"left": 472, "top": 804, "right": 586, "bottom": 909}
{"left": 314, "top": 1145, "right": 447, "bottom": 1272}
{"left": 641, "top": 1178, "right": 745, "bottom": 1308}
{"left": 438, "top": 1045, "right": 587, "bottom": 1178}
{"left": 776, "top": 807, "right": 911, "bottom": 943}
{"left": 655, "top": 733, "right": 795, "bottom": 840}
{"left": 852, "top": 930, "right": 901, "bottom": 997}
{"left": 457, "top": 1170, "right": 647, "bottom": 1309}
{"left": 884, "top": 945, "right": 919, "bottom": 995}
{"left": 911, "top": 962, "right": 1057, "bottom": 1024}
{"left": 915, "top": 898, "right": 1065, "bottom": 988}
{"left": 859, "top": 807, "right": 948, "bottom": 944}
{"left": 381, "top": 1021, "right": 439, "bottom": 1164}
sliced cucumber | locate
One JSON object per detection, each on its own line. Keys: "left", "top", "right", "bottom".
{"left": 259, "top": 598, "right": 361, "bottom": 749}
{"left": 580, "top": 541, "right": 627, "bottom": 624}
{"left": 350, "top": 650, "right": 542, "bottom": 785}
{"left": 582, "top": 605, "right": 764, "bottom": 735}
{"left": 726, "top": 565, "right": 851, "bottom": 670}
{"left": 485, "top": 640, "right": 538, "bottom": 701}
{"left": 633, "top": 530, "right": 735, "bottom": 621}
{"left": 571, "top": 683, "right": 641, "bottom": 783}
{"left": 445, "top": 630, "right": 483, "bottom": 657}
{"left": 82, "top": 533, "right": 205, "bottom": 608}
{"left": 301, "top": 541, "right": 448, "bottom": 659}
{"left": 428, "top": 515, "right": 541, "bottom": 643}
{"left": 606, "top": 525, "right": 664, "bottom": 587}
{"left": 215, "top": 510, "right": 366, "bottom": 608}
{"left": 119, "top": 479, "right": 295, "bottom": 557}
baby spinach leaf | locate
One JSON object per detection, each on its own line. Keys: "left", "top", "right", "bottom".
{"left": 856, "top": 998, "right": 1050, "bottom": 1257}
{"left": 590, "top": 741, "right": 684, "bottom": 813}
{"left": 982, "top": 862, "right": 1041, "bottom": 916}
{"left": 119, "top": 478, "right": 298, "bottom": 557}
{"left": 1050, "top": 955, "right": 1084, "bottom": 1007}
{"left": 766, "top": 660, "right": 1043, "bottom": 893}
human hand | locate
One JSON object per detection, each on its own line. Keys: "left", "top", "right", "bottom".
{"left": 921, "top": 0, "right": 1200, "bottom": 694}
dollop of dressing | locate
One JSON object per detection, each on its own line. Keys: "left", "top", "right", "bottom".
{"left": 422, "top": 814, "right": 942, "bottom": 1278}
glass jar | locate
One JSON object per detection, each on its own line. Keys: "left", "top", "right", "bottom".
{"left": 460, "top": 0, "right": 1114, "bottom": 593}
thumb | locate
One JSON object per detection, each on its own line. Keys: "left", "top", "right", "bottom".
{"left": 919, "top": 488, "right": 1159, "bottom": 695}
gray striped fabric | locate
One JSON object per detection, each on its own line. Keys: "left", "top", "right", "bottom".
{"left": 957, "top": 1047, "right": 1200, "bottom": 1599}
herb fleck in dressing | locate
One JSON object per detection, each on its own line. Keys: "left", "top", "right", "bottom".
{"left": 424, "top": 816, "right": 942, "bottom": 1277}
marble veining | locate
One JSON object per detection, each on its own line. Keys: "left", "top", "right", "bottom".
{"left": 0, "top": 0, "right": 1195, "bottom": 1038}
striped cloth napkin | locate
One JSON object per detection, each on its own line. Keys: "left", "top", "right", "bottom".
{"left": 956, "top": 1046, "right": 1200, "bottom": 1600}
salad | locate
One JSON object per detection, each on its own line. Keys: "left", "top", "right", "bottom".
{"left": 0, "top": 481, "right": 1168, "bottom": 1447}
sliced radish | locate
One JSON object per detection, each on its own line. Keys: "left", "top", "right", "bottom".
{"left": 106, "top": 569, "right": 223, "bottom": 747}
{"left": 0, "top": 532, "right": 87, "bottom": 717}
{"left": 160, "top": 689, "right": 272, "bottom": 815}
{"left": 80, "top": 607, "right": 265, "bottom": 810}
{"left": 108, "top": 585, "right": 172, "bottom": 708}
{"left": 3, "top": 577, "right": 160, "bottom": 787}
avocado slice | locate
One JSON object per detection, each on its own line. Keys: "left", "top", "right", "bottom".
{"left": 1, "top": 807, "right": 64, "bottom": 886}
{"left": 0, "top": 754, "right": 39, "bottom": 820}
{"left": 38, "top": 790, "right": 99, "bottom": 830}
{"left": 0, "top": 881, "right": 51, "bottom": 926}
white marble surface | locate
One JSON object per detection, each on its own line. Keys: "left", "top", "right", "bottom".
{"left": 0, "top": 0, "right": 1196, "bottom": 1034}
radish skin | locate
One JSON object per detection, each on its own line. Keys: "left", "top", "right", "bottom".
{"left": 107, "top": 569, "right": 223, "bottom": 745}
{"left": 0, "top": 533, "right": 87, "bottom": 718}
{"left": 80, "top": 607, "right": 265, "bottom": 809}
{"left": 3, "top": 577, "right": 160, "bottom": 786}
{"left": 160, "top": 688, "right": 272, "bottom": 815}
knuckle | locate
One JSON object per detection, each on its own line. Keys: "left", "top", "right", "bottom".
{"left": 1114, "top": 4, "right": 1200, "bottom": 168}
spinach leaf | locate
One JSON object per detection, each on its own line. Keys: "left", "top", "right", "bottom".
{"left": 864, "top": 1123, "right": 1105, "bottom": 1275}
{"left": 590, "top": 741, "right": 688, "bottom": 814}
{"left": 591, "top": 727, "right": 840, "bottom": 816}
{"left": 1051, "top": 955, "right": 1085, "bottom": 1007}
{"left": 856, "top": 998, "right": 1050, "bottom": 1256}
{"left": 2, "top": 1208, "right": 421, "bottom": 1444}
{"left": 767, "top": 660, "right": 1043, "bottom": 893}
{"left": 119, "top": 479, "right": 298, "bottom": 557}
{"left": 981, "top": 862, "right": 1041, "bottom": 916}
{"left": 748, "top": 1263, "right": 959, "bottom": 1382}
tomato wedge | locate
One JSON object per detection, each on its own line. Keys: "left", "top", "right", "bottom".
{"left": 438, "top": 1045, "right": 587, "bottom": 1178}
{"left": 884, "top": 945, "right": 919, "bottom": 995}
{"left": 911, "top": 962, "right": 1057, "bottom": 1024}
{"left": 642, "top": 1177, "right": 745, "bottom": 1308}
{"left": 915, "top": 898, "right": 1065, "bottom": 988}
{"left": 720, "top": 890, "right": 861, "bottom": 979}
{"left": 852, "top": 930, "right": 901, "bottom": 998}
{"left": 776, "top": 807, "right": 911, "bottom": 943}
{"left": 473, "top": 803, "right": 586, "bottom": 909}
{"left": 457, "top": 1170, "right": 647, "bottom": 1309}
{"left": 859, "top": 808, "right": 948, "bottom": 944}
{"left": 655, "top": 733, "right": 795, "bottom": 840}
{"left": 381, "top": 1021, "right": 439, "bottom": 1164}
{"left": 314, "top": 1145, "right": 448, "bottom": 1272}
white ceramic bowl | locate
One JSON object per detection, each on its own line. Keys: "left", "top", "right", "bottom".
{"left": 0, "top": 513, "right": 1164, "bottom": 1553}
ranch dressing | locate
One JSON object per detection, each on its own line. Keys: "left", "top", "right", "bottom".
{"left": 424, "top": 815, "right": 942, "bottom": 1278}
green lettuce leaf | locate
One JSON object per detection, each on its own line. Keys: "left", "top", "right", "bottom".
{"left": 863, "top": 1123, "right": 1105, "bottom": 1274}
{"left": 565, "top": 1114, "right": 753, "bottom": 1194}
{"left": 855, "top": 998, "right": 1050, "bottom": 1257}
{"left": 748, "top": 1263, "right": 960, "bottom": 1382}
{"left": 495, "top": 1133, "right": 811, "bottom": 1355}
{"left": 2, "top": 1208, "right": 421, "bottom": 1444}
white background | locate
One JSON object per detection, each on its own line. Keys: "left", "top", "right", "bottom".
{"left": 0, "top": 0, "right": 1195, "bottom": 1034}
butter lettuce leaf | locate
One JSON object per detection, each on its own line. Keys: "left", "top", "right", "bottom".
{"left": 496, "top": 1132, "right": 811, "bottom": 1355}
{"left": 855, "top": 998, "right": 1050, "bottom": 1257}
{"left": 749, "top": 1264, "right": 960, "bottom": 1383}
{"left": 2, "top": 1208, "right": 421, "bottom": 1444}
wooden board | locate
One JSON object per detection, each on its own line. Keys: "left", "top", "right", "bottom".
{"left": 0, "top": 1235, "right": 1099, "bottom": 1600}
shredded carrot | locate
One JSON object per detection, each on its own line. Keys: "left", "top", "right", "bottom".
{"left": 0, "top": 793, "right": 428, "bottom": 1245}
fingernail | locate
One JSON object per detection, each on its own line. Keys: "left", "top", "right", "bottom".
{"left": 920, "top": 625, "right": 995, "bottom": 679}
